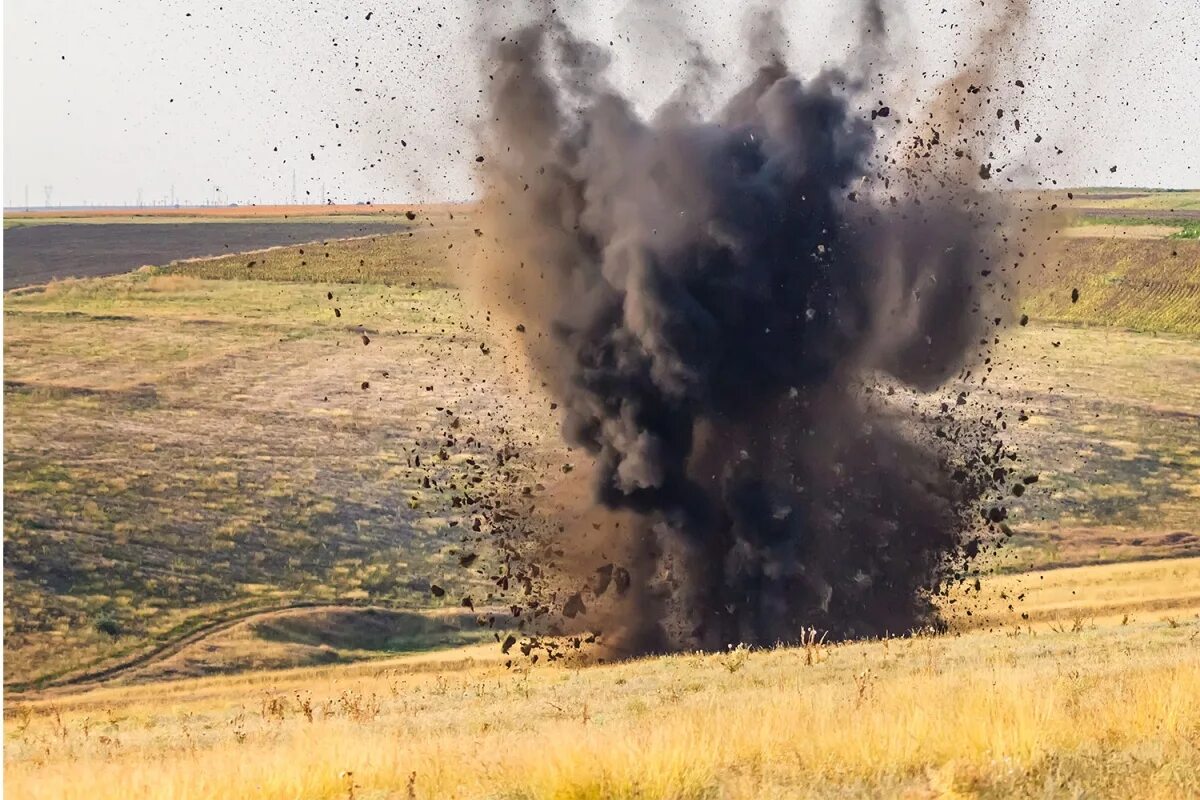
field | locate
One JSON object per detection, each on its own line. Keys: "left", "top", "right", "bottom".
{"left": 2, "top": 213, "right": 567, "bottom": 689}
{"left": 3, "top": 204, "right": 463, "bottom": 224}
{"left": 1060, "top": 189, "right": 1200, "bottom": 215}
{"left": 1020, "top": 238, "right": 1200, "bottom": 334}
{"left": 4, "top": 192, "right": 1200, "bottom": 797}
{"left": 5, "top": 206, "right": 1200, "bottom": 690}
{"left": 4, "top": 558, "right": 1198, "bottom": 799}
{"left": 2, "top": 220, "right": 421, "bottom": 289}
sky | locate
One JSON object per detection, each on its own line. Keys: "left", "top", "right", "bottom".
{"left": 4, "top": 0, "right": 1198, "bottom": 208}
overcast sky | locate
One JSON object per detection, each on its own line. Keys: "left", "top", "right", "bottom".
{"left": 4, "top": 0, "right": 1197, "bottom": 208}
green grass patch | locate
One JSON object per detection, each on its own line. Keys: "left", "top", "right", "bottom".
{"left": 1170, "top": 221, "right": 1200, "bottom": 239}
{"left": 1071, "top": 215, "right": 1183, "bottom": 227}
{"left": 1066, "top": 189, "right": 1200, "bottom": 212}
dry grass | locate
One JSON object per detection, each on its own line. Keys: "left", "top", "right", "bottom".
{"left": 1060, "top": 224, "right": 1183, "bottom": 239}
{"left": 5, "top": 203, "right": 1199, "bottom": 797}
{"left": 4, "top": 264, "right": 558, "bottom": 687}
{"left": 949, "top": 557, "right": 1200, "bottom": 631}
{"left": 123, "top": 606, "right": 495, "bottom": 683}
{"left": 162, "top": 224, "right": 473, "bottom": 286}
{"left": 144, "top": 274, "right": 204, "bottom": 292}
{"left": 5, "top": 559, "right": 1199, "bottom": 800}
{"left": 976, "top": 324, "right": 1200, "bottom": 570}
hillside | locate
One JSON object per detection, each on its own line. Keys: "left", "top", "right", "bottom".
{"left": 4, "top": 216, "right": 1199, "bottom": 689}
{"left": 3, "top": 216, "right": 562, "bottom": 687}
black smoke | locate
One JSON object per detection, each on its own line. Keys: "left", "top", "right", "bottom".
{"left": 474, "top": 3, "right": 1032, "bottom": 654}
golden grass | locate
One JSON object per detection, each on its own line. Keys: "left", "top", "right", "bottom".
{"left": 950, "top": 557, "right": 1200, "bottom": 631}
{"left": 144, "top": 274, "right": 204, "bottom": 292}
{"left": 1060, "top": 224, "right": 1182, "bottom": 240}
{"left": 6, "top": 559, "right": 1200, "bottom": 800}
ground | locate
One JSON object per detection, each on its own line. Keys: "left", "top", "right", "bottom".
{"left": 2, "top": 221, "right": 415, "bottom": 289}
{"left": 4, "top": 559, "right": 1198, "bottom": 799}
{"left": 3, "top": 194, "right": 1199, "bottom": 797}
{"left": 4, "top": 214, "right": 562, "bottom": 688}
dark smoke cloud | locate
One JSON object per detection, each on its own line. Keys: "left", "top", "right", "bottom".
{"left": 473, "top": 1, "right": 1038, "bottom": 654}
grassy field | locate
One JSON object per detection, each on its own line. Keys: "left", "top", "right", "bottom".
{"left": 3, "top": 224, "right": 557, "bottom": 688}
{"left": 5, "top": 214, "right": 1199, "bottom": 690}
{"left": 161, "top": 226, "right": 467, "bottom": 285}
{"left": 1020, "top": 238, "right": 1200, "bottom": 335}
{"left": 982, "top": 324, "right": 1200, "bottom": 569}
{"left": 1065, "top": 217, "right": 1200, "bottom": 239}
{"left": 4, "top": 558, "right": 1198, "bottom": 799}
{"left": 1042, "top": 188, "right": 1200, "bottom": 240}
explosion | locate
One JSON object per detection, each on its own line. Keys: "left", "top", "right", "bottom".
{"left": 471, "top": 0, "right": 1044, "bottom": 656}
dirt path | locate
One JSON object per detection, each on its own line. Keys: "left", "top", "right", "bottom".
{"left": 4, "top": 600, "right": 382, "bottom": 698}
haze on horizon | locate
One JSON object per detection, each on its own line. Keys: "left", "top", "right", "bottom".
{"left": 4, "top": 0, "right": 1197, "bottom": 208}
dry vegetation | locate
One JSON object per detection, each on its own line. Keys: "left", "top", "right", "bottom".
{"left": 161, "top": 224, "right": 470, "bottom": 286}
{"left": 980, "top": 324, "right": 1200, "bottom": 570}
{"left": 5, "top": 559, "right": 1198, "bottom": 800}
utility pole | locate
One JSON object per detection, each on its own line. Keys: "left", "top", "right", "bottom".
{"left": 291, "top": 170, "right": 297, "bottom": 205}
{"left": 24, "top": 184, "right": 29, "bottom": 211}
{"left": 43, "top": 185, "right": 53, "bottom": 208}
{"left": 137, "top": 187, "right": 143, "bottom": 208}
{"left": 171, "top": 184, "right": 176, "bottom": 207}
{"left": 320, "top": 182, "right": 326, "bottom": 206}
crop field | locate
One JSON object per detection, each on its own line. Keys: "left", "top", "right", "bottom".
{"left": 1019, "top": 238, "right": 1200, "bottom": 334}
{"left": 1, "top": 221, "right": 421, "bottom": 289}
{"left": 1061, "top": 189, "right": 1200, "bottom": 215}
{"left": 2, "top": 204, "right": 463, "bottom": 225}
{"left": 5, "top": 213, "right": 1199, "bottom": 692}
{"left": 4, "top": 558, "right": 1198, "bottom": 800}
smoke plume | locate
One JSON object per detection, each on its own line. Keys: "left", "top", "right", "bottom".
{"left": 473, "top": 1, "right": 1038, "bottom": 655}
